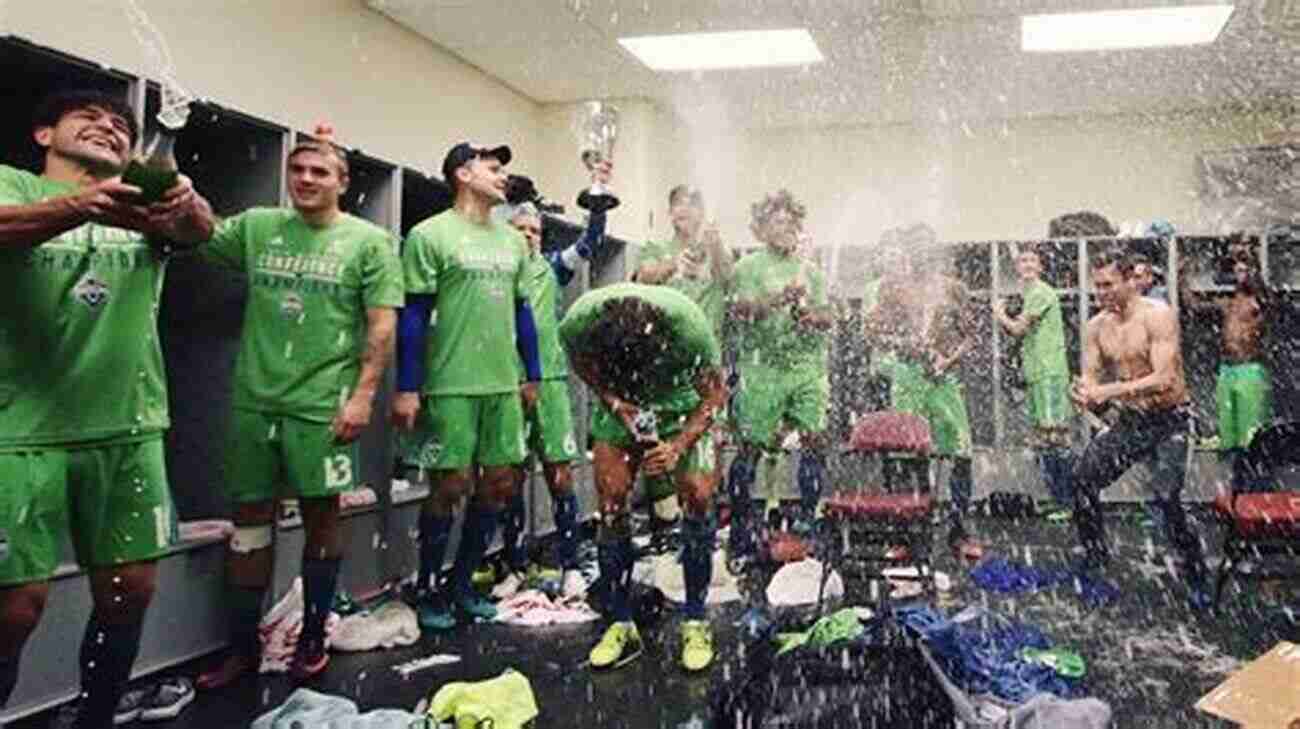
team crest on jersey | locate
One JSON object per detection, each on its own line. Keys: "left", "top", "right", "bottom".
{"left": 72, "top": 273, "right": 111, "bottom": 309}
{"left": 280, "top": 292, "right": 305, "bottom": 320}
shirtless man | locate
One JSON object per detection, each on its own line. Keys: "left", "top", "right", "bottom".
{"left": 1179, "top": 237, "right": 1273, "bottom": 492}
{"left": 865, "top": 226, "right": 982, "bottom": 560}
{"left": 1071, "top": 250, "right": 1210, "bottom": 606}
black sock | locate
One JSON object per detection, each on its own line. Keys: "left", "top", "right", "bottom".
{"left": 300, "top": 557, "right": 341, "bottom": 643}
{"left": 0, "top": 651, "right": 21, "bottom": 709}
{"left": 77, "top": 614, "right": 145, "bottom": 729}
{"left": 227, "top": 585, "right": 266, "bottom": 658}
{"left": 418, "top": 513, "right": 452, "bottom": 593}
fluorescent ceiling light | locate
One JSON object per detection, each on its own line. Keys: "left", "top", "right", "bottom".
{"left": 618, "top": 29, "right": 824, "bottom": 71}
{"left": 1022, "top": 5, "right": 1234, "bottom": 52}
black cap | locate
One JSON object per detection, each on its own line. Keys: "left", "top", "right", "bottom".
{"left": 441, "top": 142, "right": 512, "bottom": 192}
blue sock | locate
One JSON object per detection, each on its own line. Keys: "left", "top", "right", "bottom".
{"left": 797, "top": 449, "right": 826, "bottom": 521}
{"left": 418, "top": 513, "right": 452, "bottom": 592}
{"left": 301, "top": 557, "right": 341, "bottom": 642}
{"left": 727, "top": 452, "right": 758, "bottom": 558}
{"left": 501, "top": 489, "right": 528, "bottom": 572}
{"left": 681, "top": 514, "right": 716, "bottom": 619}
{"left": 553, "top": 491, "right": 579, "bottom": 569}
{"left": 949, "top": 458, "right": 973, "bottom": 536}
{"left": 1039, "top": 448, "right": 1073, "bottom": 507}
{"left": 451, "top": 506, "right": 498, "bottom": 598}
{"left": 596, "top": 514, "right": 635, "bottom": 621}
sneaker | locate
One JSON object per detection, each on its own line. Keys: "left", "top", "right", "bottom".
{"left": 195, "top": 651, "right": 257, "bottom": 691}
{"left": 115, "top": 685, "right": 149, "bottom": 725}
{"left": 289, "top": 637, "right": 329, "bottom": 681}
{"left": 680, "top": 620, "right": 714, "bottom": 672}
{"left": 1044, "top": 508, "right": 1072, "bottom": 524}
{"left": 589, "top": 621, "right": 642, "bottom": 669}
{"left": 417, "top": 591, "right": 457, "bottom": 632}
{"left": 561, "top": 569, "right": 588, "bottom": 598}
{"left": 471, "top": 564, "right": 496, "bottom": 589}
{"left": 454, "top": 592, "right": 498, "bottom": 621}
{"left": 491, "top": 570, "right": 527, "bottom": 600}
{"left": 138, "top": 678, "right": 195, "bottom": 722}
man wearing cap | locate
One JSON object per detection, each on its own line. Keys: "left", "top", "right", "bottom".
{"left": 197, "top": 127, "right": 403, "bottom": 684}
{"left": 392, "top": 143, "right": 542, "bottom": 631}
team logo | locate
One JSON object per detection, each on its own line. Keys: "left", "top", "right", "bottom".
{"left": 415, "top": 438, "right": 443, "bottom": 468}
{"left": 280, "top": 292, "right": 305, "bottom": 320}
{"left": 72, "top": 273, "right": 111, "bottom": 309}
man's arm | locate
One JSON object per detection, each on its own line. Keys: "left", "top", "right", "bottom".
{"left": 0, "top": 179, "right": 148, "bottom": 249}
{"left": 391, "top": 294, "right": 433, "bottom": 429}
{"left": 632, "top": 255, "right": 677, "bottom": 284}
{"left": 334, "top": 307, "right": 397, "bottom": 442}
{"left": 702, "top": 225, "right": 733, "bottom": 282}
{"left": 643, "top": 367, "right": 726, "bottom": 476}
{"left": 994, "top": 299, "right": 1043, "bottom": 338}
{"left": 145, "top": 176, "right": 217, "bottom": 246}
{"left": 546, "top": 208, "right": 607, "bottom": 287}
{"left": 1070, "top": 313, "right": 1107, "bottom": 409}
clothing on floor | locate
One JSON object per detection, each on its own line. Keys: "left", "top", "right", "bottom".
{"left": 331, "top": 601, "right": 420, "bottom": 652}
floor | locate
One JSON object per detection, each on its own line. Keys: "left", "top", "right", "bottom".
{"left": 14, "top": 506, "right": 1300, "bottom": 729}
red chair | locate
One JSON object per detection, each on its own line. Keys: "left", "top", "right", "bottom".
{"left": 1212, "top": 421, "right": 1300, "bottom": 607}
{"left": 819, "top": 411, "right": 938, "bottom": 605}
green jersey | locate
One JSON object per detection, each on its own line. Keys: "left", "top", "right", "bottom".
{"left": 560, "top": 282, "right": 720, "bottom": 410}
{"left": 633, "top": 238, "right": 727, "bottom": 334}
{"left": 731, "top": 248, "right": 829, "bottom": 370}
{"left": 1020, "top": 279, "right": 1069, "bottom": 383}
{"left": 521, "top": 251, "right": 568, "bottom": 380}
{"left": 202, "top": 209, "right": 403, "bottom": 421}
{"left": 0, "top": 166, "right": 169, "bottom": 448}
{"left": 403, "top": 209, "right": 531, "bottom": 396}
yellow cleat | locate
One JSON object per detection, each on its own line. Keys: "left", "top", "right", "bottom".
{"left": 589, "top": 621, "right": 642, "bottom": 669}
{"left": 680, "top": 620, "right": 714, "bottom": 672}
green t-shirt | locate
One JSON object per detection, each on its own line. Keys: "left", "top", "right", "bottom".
{"left": 1021, "top": 279, "right": 1069, "bottom": 383}
{"left": 559, "top": 282, "right": 721, "bottom": 411}
{"left": 403, "top": 209, "right": 531, "bottom": 396}
{"left": 202, "top": 208, "right": 404, "bottom": 421}
{"left": 633, "top": 238, "right": 727, "bottom": 334}
{"left": 521, "top": 251, "right": 568, "bottom": 381}
{"left": 0, "top": 165, "right": 169, "bottom": 448}
{"left": 731, "top": 248, "right": 829, "bottom": 370}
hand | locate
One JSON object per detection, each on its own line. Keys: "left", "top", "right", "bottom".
{"left": 390, "top": 392, "right": 422, "bottom": 430}
{"left": 781, "top": 282, "right": 808, "bottom": 306}
{"left": 332, "top": 393, "right": 372, "bottom": 443}
{"left": 992, "top": 297, "right": 1007, "bottom": 317}
{"left": 520, "top": 381, "right": 539, "bottom": 411}
{"left": 700, "top": 222, "right": 722, "bottom": 251}
{"left": 1070, "top": 379, "right": 1108, "bottom": 410}
{"left": 606, "top": 396, "right": 641, "bottom": 437}
{"left": 70, "top": 178, "right": 151, "bottom": 231}
{"left": 146, "top": 175, "right": 200, "bottom": 231}
{"left": 642, "top": 438, "right": 684, "bottom": 477}
{"left": 677, "top": 248, "right": 707, "bottom": 280}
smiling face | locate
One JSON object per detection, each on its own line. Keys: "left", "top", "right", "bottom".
{"left": 287, "top": 148, "right": 347, "bottom": 216}
{"left": 35, "top": 104, "right": 133, "bottom": 176}
{"left": 1015, "top": 250, "right": 1042, "bottom": 282}
{"left": 1091, "top": 262, "right": 1135, "bottom": 313}
{"left": 458, "top": 156, "right": 508, "bottom": 204}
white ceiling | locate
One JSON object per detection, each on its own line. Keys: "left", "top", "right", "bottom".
{"left": 369, "top": 0, "right": 1300, "bottom": 128}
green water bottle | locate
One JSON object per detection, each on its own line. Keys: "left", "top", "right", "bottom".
{"left": 122, "top": 129, "right": 179, "bottom": 204}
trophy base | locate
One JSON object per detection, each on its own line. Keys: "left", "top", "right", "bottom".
{"left": 577, "top": 189, "right": 620, "bottom": 213}
{"left": 122, "top": 161, "right": 178, "bottom": 204}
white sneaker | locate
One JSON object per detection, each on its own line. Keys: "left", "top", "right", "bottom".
{"left": 492, "top": 571, "right": 526, "bottom": 600}
{"left": 561, "top": 569, "right": 588, "bottom": 599}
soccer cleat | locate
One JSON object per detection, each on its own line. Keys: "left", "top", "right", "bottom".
{"left": 589, "top": 621, "right": 643, "bottom": 669}
{"left": 454, "top": 592, "right": 498, "bottom": 621}
{"left": 680, "top": 620, "right": 714, "bottom": 672}
{"left": 115, "top": 685, "right": 148, "bottom": 725}
{"left": 417, "top": 591, "right": 457, "bottom": 632}
{"left": 139, "top": 677, "right": 196, "bottom": 722}
{"left": 491, "top": 571, "right": 526, "bottom": 600}
{"left": 289, "top": 637, "right": 329, "bottom": 681}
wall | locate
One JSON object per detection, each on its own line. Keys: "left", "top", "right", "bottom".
{"left": 4, "top": 0, "right": 542, "bottom": 175}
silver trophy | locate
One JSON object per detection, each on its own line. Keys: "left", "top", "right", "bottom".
{"left": 575, "top": 101, "right": 620, "bottom": 213}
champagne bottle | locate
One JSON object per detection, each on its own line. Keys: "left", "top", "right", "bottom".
{"left": 122, "top": 129, "right": 179, "bottom": 204}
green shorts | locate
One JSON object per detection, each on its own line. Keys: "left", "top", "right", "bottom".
{"left": 0, "top": 437, "right": 177, "bottom": 586}
{"left": 890, "top": 360, "right": 972, "bottom": 457}
{"left": 590, "top": 402, "right": 717, "bottom": 501}
{"left": 732, "top": 362, "right": 830, "bottom": 448}
{"left": 524, "top": 379, "right": 579, "bottom": 464}
{"left": 225, "top": 409, "right": 359, "bottom": 503}
{"left": 1028, "top": 376, "right": 1073, "bottom": 431}
{"left": 401, "top": 393, "right": 526, "bottom": 471}
{"left": 1217, "top": 362, "right": 1272, "bottom": 450}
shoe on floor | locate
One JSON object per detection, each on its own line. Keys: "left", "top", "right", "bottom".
{"left": 561, "top": 569, "right": 588, "bottom": 599}
{"left": 454, "top": 591, "right": 498, "bottom": 621}
{"left": 589, "top": 621, "right": 642, "bottom": 669}
{"left": 491, "top": 570, "right": 527, "bottom": 600}
{"left": 417, "top": 591, "right": 457, "bottom": 632}
{"left": 139, "top": 677, "right": 195, "bottom": 722}
{"left": 195, "top": 651, "right": 257, "bottom": 691}
{"left": 115, "top": 685, "right": 149, "bottom": 725}
{"left": 680, "top": 620, "right": 714, "bottom": 672}
{"left": 289, "top": 637, "right": 329, "bottom": 681}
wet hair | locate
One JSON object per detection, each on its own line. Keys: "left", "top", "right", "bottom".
{"left": 288, "top": 140, "right": 350, "bottom": 179}
{"left": 1048, "top": 211, "right": 1117, "bottom": 238}
{"left": 1090, "top": 248, "right": 1136, "bottom": 276}
{"left": 750, "top": 189, "right": 807, "bottom": 233}
{"left": 583, "top": 297, "right": 675, "bottom": 402}
{"left": 33, "top": 90, "right": 138, "bottom": 146}
{"left": 668, "top": 184, "right": 703, "bottom": 208}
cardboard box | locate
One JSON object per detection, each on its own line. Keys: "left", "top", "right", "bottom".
{"left": 1196, "top": 641, "right": 1300, "bottom": 728}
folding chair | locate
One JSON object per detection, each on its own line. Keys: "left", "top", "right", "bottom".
{"left": 1212, "top": 421, "right": 1300, "bottom": 607}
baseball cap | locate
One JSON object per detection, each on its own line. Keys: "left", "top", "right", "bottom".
{"left": 441, "top": 142, "right": 512, "bottom": 191}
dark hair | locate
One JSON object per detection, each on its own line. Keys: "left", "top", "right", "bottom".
{"left": 33, "top": 90, "right": 139, "bottom": 146}
{"left": 584, "top": 297, "right": 675, "bottom": 402}
{"left": 1048, "top": 211, "right": 1117, "bottom": 238}
{"left": 1090, "top": 248, "right": 1136, "bottom": 276}
{"left": 668, "top": 184, "right": 703, "bottom": 208}
{"left": 750, "top": 189, "right": 806, "bottom": 231}
{"left": 288, "top": 140, "right": 350, "bottom": 179}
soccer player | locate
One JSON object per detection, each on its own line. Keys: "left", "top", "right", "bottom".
{"left": 495, "top": 161, "right": 612, "bottom": 599}
{"left": 561, "top": 283, "right": 726, "bottom": 672}
{"left": 726, "top": 190, "right": 834, "bottom": 565}
{"left": 392, "top": 143, "right": 541, "bottom": 631}
{"left": 1070, "top": 250, "right": 1210, "bottom": 608}
{"left": 0, "top": 90, "right": 215, "bottom": 727}
{"left": 631, "top": 185, "right": 732, "bottom": 333}
{"left": 994, "top": 245, "right": 1075, "bottom": 521}
{"left": 196, "top": 127, "right": 403, "bottom": 684}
